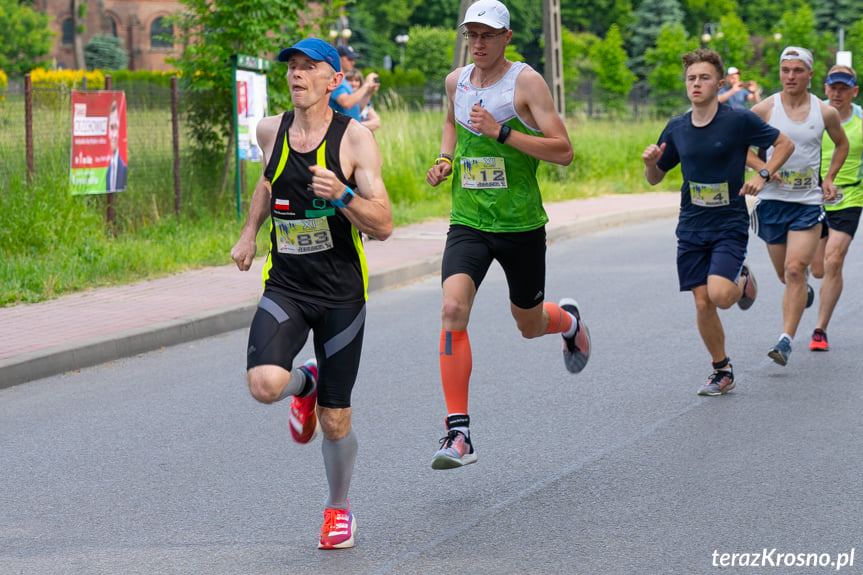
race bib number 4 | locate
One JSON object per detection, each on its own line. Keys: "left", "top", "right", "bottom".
{"left": 274, "top": 217, "right": 333, "bottom": 255}
{"left": 461, "top": 156, "right": 508, "bottom": 189}
{"left": 690, "top": 181, "right": 729, "bottom": 207}
{"left": 777, "top": 168, "right": 816, "bottom": 192}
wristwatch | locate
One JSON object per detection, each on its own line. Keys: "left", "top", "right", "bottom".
{"left": 332, "top": 186, "right": 355, "bottom": 208}
{"left": 758, "top": 169, "right": 770, "bottom": 180}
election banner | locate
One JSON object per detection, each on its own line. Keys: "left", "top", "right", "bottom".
{"left": 70, "top": 91, "right": 128, "bottom": 195}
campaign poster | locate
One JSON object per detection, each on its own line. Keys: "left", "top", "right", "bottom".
{"left": 236, "top": 69, "right": 268, "bottom": 162}
{"left": 70, "top": 91, "right": 128, "bottom": 195}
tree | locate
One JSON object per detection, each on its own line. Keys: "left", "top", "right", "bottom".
{"left": 84, "top": 34, "right": 128, "bottom": 71}
{"left": 71, "top": 0, "right": 87, "bottom": 70}
{"left": 627, "top": 0, "right": 684, "bottom": 79}
{"left": 843, "top": 17, "right": 863, "bottom": 68}
{"left": 704, "top": 14, "right": 753, "bottom": 79}
{"left": 811, "top": 0, "right": 863, "bottom": 36}
{"left": 645, "top": 21, "right": 697, "bottom": 116}
{"left": 590, "top": 24, "right": 636, "bottom": 114}
{"left": 737, "top": 0, "right": 807, "bottom": 37}
{"left": 0, "top": 0, "right": 54, "bottom": 77}
{"left": 349, "top": 0, "right": 424, "bottom": 71}
{"left": 404, "top": 25, "right": 455, "bottom": 87}
{"left": 169, "top": 0, "right": 313, "bottom": 158}
{"left": 560, "top": 29, "right": 601, "bottom": 115}
{"left": 680, "top": 0, "right": 738, "bottom": 40}
{"left": 562, "top": 0, "right": 633, "bottom": 37}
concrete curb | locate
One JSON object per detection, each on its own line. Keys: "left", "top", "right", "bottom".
{"left": 0, "top": 205, "right": 676, "bottom": 388}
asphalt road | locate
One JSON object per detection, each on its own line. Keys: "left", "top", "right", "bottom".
{"left": 1, "top": 218, "right": 861, "bottom": 574}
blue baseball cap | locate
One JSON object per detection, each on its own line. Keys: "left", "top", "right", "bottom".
{"left": 826, "top": 71, "right": 857, "bottom": 87}
{"left": 277, "top": 38, "right": 341, "bottom": 73}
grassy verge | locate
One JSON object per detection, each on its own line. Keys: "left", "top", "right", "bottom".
{"left": 0, "top": 108, "right": 681, "bottom": 306}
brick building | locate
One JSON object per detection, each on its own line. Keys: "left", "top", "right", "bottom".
{"left": 34, "top": 0, "right": 184, "bottom": 72}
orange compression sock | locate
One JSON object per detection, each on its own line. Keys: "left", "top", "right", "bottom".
{"left": 439, "top": 330, "right": 472, "bottom": 415}
{"left": 543, "top": 302, "right": 573, "bottom": 335}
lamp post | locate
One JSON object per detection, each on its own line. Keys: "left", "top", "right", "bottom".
{"left": 701, "top": 22, "right": 721, "bottom": 46}
{"left": 395, "top": 34, "right": 409, "bottom": 69}
{"left": 329, "top": 15, "right": 352, "bottom": 46}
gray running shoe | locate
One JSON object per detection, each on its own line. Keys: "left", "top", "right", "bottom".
{"left": 559, "top": 298, "right": 590, "bottom": 374}
{"left": 697, "top": 369, "right": 735, "bottom": 396}
{"left": 737, "top": 263, "right": 757, "bottom": 310}
{"left": 431, "top": 430, "right": 477, "bottom": 470}
{"left": 768, "top": 335, "right": 792, "bottom": 366}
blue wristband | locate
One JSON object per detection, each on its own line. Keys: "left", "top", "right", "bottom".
{"left": 331, "top": 186, "right": 355, "bottom": 208}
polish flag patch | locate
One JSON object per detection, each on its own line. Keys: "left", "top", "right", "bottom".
{"left": 275, "top": 198, "right": 290, "bottom": 211}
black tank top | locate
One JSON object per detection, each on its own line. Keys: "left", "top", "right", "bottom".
{"left": 262, "top": 111, "right": 367, "bottom": 306}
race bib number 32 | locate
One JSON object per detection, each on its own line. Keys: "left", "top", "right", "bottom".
{"left": 461, "top": 156, "right": 508, "bottom": 189}
{"left": 274, "top": 217, "right": 333, "bottom": 255}
{"left": 777, "top": 168, "right": 816, "bottom": 192}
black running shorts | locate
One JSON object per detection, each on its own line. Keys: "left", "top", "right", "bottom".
{"left": 246, "top": 289, "right": 365, "bottom": 409}
{"left": 441, "top": 224, "right": 547, "bottom": 310}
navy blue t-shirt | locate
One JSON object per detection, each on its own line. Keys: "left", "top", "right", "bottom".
{"left": 656, "top": 103, "right": 779, "bottom": 232}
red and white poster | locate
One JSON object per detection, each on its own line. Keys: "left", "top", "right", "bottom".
{"left": 70, "top": 91, "right": 128, "bottom": 195}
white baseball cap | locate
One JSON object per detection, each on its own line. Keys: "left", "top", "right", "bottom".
{"left": 459, "top": 0, "right": 510, "bottom": 30}
{"left": 726, "top": 66, "right": 740, "bottom": 75}
{"left": 780, "top": 46, "right": 814, "bottom": 70}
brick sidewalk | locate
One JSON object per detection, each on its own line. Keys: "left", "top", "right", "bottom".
{"left": 0, "top": 192, "right": 679, "bottom": 387}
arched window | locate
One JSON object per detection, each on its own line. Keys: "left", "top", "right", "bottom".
{"left": 150, "top": 16, "right": 173, "bottom": 49}
{"left": 109, "top": 18, "right": 118, "bottom": 37}
{"left": 61, "top": 17, "right": 74, "bottom": 45}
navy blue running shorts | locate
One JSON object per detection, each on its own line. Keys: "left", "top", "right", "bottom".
{"left": 676, "top": 228, "right": 748, "bottom": 291}
{"left": 246, "top": 289, "right": 365, "bottom": 409}
{"left": 752, "top": 199, "right": 824, "bottom": 244}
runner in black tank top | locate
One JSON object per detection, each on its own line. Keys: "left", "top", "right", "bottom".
{"left": 229, "top": 37, "right": 393, "bottom": 550}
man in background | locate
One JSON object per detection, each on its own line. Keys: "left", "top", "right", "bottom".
{"left": 809, "top": 65, "right": 863, "bottom": 351}
{"left": 748, "top": 46, "right": 848, "bottom": 366}
{"left": 329, "top": 45, "right": 379, "bottom": 121}
{"left": 719, "top": 66, "right": 760, "bottom": 110}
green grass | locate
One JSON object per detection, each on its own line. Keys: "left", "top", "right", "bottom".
{"left": 0, "top": 98, "right": 681, "bottom": 306}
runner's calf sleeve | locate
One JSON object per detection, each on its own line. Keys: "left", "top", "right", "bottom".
{"left": 323, "top": 429, "right": 358, "bottom": 510}
{"left": 440, "top": 330, "right": 472, "bottom": 415}
{"left": 543, "top": 302, "right": 574, "bottom": 335}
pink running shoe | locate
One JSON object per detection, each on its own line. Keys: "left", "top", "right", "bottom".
{"left": 318, "top": 506, "right": 356, "bottom": 549}
{"left": 289, "top": 359, "right": 319, "bottom": 444}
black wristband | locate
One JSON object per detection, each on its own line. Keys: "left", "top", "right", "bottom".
{"left": 497, "top": 124, "right": 512, "bottom": 143}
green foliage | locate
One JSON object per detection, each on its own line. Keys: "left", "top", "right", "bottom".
{"left": 812, "top": 0, "right": 863, "bottom": 35}
{"left": 404, "top": 25, "right": 455, "bottom": 88}
{"left": 738, "top": 0, "right": 807, "bottom": 36}
{"left": 704, "top": 14, "right": 753, "bottom": 76}
{"left": 168, "top": 0, "right": 311, "bottom": 158}
{"left": 591, "top": 24, "right": 636, "bottom": 114}
{"left": 646, "top": 22, "right": 697, "bottom": 116}
{"left": 562, "top": 0, "right": 634, "bottom": 36}
{"left": 371, "top": 67, "right": 426, "bottom": 109}
{"left": 627, "top": 0, "right": 684, "bottom": 79}
{"left": 84, "top": 34, "right": 128, "bottom": 71}
{"left": 561, "top": 29, "right": 601, "bottom": 115}
{"left": 681, "top": 0, "right": 738, "bottom": 39}
{"left": 347, "top": 0, "right": 423, "bottom": 69}
{"left": 844, "top": 18, "right": 863, "bottom": 71}
{"left": 0, "top": 0, "right": 54, "bottom": 77}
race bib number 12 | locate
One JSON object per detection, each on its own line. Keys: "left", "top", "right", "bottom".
{"left": 461, "top": 156, "right": 508, "bottom": 189}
